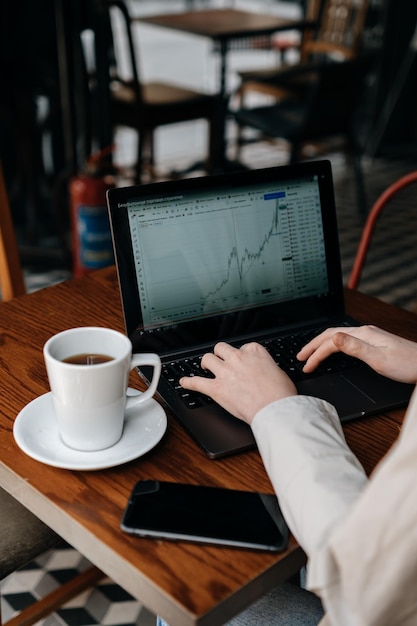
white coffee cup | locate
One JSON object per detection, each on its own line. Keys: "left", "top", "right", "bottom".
{"left": 43, "top": 327, "right": 161, "bottom": 451}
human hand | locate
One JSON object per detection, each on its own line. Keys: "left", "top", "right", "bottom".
{"left": 298, "top": 325, "right": 417, "bottom": 384}
{"left": 180, "top": 342, "right": 297, "bottom": 425}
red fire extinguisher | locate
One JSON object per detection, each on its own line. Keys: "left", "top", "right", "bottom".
{"left": 69, "top": 147, "right": 116, "bottom": 278}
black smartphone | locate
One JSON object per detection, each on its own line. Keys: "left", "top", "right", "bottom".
{"left": 121, "top": 480, "right": 288, "bottom": 552}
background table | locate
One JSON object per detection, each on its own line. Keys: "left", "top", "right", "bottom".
{"left": 137, "top": 9, "right": 314, "bottom": 170}
{"left": 0, "top": 267, "right": 414, "bottom": 625}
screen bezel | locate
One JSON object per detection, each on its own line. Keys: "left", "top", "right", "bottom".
{"left": 107, "top": 160, "right": 345, "bottom": 356}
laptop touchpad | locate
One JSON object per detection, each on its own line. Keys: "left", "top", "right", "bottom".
{"left": 296, "top": 374, "right": 376, "bottom": 419}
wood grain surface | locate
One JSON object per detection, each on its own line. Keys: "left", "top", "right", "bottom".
{"left": 138, "top": 9, "right": 311, "bottom": 40}
{"left": 0, "top": 268, "right": 415, "bottom": 625}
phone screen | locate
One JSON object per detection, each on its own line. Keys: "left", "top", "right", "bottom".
{"left": 121, "top": 480, "right": 288, "bottom": 551}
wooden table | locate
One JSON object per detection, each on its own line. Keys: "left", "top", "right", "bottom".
{"left": 0, "top": 266, "right": 414, "bottom": 625}
{"left": 137, "top": 9, "right": 314, "bottom": 171}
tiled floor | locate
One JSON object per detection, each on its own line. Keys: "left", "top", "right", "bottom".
{"left": 3, "top": 1, "right": 417, "bottom": 625}
{"left": 1, "top": 544, "right": 156, "bottom": 626}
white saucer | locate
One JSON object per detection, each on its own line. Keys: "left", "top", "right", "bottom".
{"left": 13, "top": 389, "right": 167, "bottom": 471}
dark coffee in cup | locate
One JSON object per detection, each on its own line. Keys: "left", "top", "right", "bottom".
{"left": 62, "top": 354, "right": 114, "bottom": 365}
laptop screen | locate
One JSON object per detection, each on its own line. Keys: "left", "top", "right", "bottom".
{"left": 128, "top": 175, "right": 328, "bottom": 329}
{"left": 108, "top": 160, "right": 345, "bottom": 356}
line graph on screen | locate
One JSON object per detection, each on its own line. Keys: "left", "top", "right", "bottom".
{"left": 137, "top": 200, "right": 287, "bottom": 321}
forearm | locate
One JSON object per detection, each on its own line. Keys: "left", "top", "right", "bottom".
{"left": 311, "top": 388, "right": 417, "bottom": 625}
{"left": 252, "top": 396, "right": 368, "bottom": 557}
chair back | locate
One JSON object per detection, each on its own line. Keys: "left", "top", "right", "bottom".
{"left": 107, "top": 0, "right": 145, "bottom": 107}
{"left": 349, "top": 171, "right": 417, "bottom": 290}
{"left": 302, "top": 0, "right": 371, "bottom": 62}
{"left": 0, "top": 162, "right": 26, "bottom": 301}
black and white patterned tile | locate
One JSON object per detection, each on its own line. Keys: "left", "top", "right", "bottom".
{"left": 1, "top": 544, "right": 156, "bottom": 626}
{"left": 24, "top": 269, "right": 73, "bottom": 295}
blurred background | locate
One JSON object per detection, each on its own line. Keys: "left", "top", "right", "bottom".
{"left": 1, "top": 0, "right": 417, "bottom": 297}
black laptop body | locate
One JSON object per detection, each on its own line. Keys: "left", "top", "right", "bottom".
{"left": 107, "top": 160, "right": 412, "bottom": 459}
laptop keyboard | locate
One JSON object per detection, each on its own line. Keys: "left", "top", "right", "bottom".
{"left": 163, "top": 355, "right": 216, "bottom": 409}
{"left": 163, "top": 326, "right": 361, "bottom": 410}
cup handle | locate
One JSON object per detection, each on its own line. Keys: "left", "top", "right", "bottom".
{"left": 125, "top": 353, "right": 161, "bottom": 409}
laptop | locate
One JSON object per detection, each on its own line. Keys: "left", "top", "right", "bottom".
{"left": 107, "top": 160, "right": 412, "bottom": 459}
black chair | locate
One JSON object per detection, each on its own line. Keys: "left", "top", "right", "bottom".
{"left": 107, "top": 0, "right": 220, "bottom": 183}
{"left": 236, "top": 0, "right": 371, "bottom": 108}
{"left": 232, "top": 58, "right": 373, "bottom": 215}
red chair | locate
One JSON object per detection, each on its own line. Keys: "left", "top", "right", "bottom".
{"left": 348, "top": 170, "right": 417, "bottom": 289}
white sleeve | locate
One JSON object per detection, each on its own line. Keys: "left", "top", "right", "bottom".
{"left": 310, "top": 388, "right": 417, "bottom": 626}
{"left": 252, "top": 391, "right": 417, "bottom": 626}
{"left": 251, "top": 395, "right": 368, "bottom": 558}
